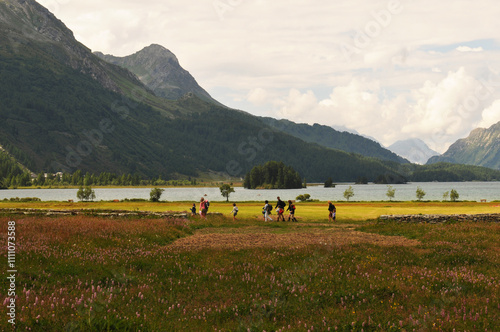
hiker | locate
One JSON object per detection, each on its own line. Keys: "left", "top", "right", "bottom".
{"left": 263, "top": 200, "right": 273, "bottom": 221}
{"left": 328, "top": 201, "right": 336, "bottom": 222}
{"left": 190, "top": 203, "right": 196, "bottom": 216}
{"left": 287, "top": 200, "right": 297, "bottom": 222}
{"left": 231, "top": 203, "right": 238, "bottom": 221}
{"left": 275, "top": 196, "right": 286, "bottom": 221}
{"left": 199, "top": 197, "right": 208, "bottom": 219}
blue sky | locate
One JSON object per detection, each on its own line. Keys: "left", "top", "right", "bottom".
{"left": 38, "top": 0, "right": 500, "bottom": 153}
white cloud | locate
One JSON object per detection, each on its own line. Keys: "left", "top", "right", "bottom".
{"left": 247, "top": 88, "right": 273, "bottom": 106}
{"left": 275, "top": 89, "right": 318, "bottom": 119}
{"left": 456, "top": 46, "right": 484, "bottom": 53}
{"left": 478, "top": 100, "right": 500, "bottom": 128}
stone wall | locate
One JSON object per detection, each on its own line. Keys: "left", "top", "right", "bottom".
{"left": 0, "top": 208, "right": 189, "bottom": 219}
{"left": 379, "top": 214, "right": 500, "bottom": 223}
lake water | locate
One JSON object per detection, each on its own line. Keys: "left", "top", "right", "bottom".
{"left": 0, "top": 182, "right": 499, "bottom": 202}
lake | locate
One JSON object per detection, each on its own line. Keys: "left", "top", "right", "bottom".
{"left": 0, "top": 182, "right": 499, "bottom": 202}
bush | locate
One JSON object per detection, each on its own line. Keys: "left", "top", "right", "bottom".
{"left": 6, "top": 197, "right": 41, "bottom": 202}
{"left": 150, "top": 188, "right": 165, "bottom": 202}
{"left": 296, "top": 194, "right": 311, "bottom": 202}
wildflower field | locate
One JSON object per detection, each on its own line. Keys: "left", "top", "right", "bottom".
{"left": 1, "top": 202, "right": 499, "bottom": 331}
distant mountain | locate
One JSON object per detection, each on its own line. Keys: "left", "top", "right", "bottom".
{"left": 388, "top": 138, "right": 439, "bottom": 165}
{"left": 262, "top": 118, "right": 409, "bottom": 164}
{"left": 95, "top": 45, "right": 219, "bottom": 104}
{"left": 427, "top": 122, "right": 500, "bottom": 170}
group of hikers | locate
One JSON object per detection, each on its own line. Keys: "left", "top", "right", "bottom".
{"left": 262, "top": 196, "right": 297, "bottom": 222}
{"left": 190, "top": 196, "right": 337, "bottom": 222}
{"left": 263, "top": 197, "right": 336, "bottom": 222}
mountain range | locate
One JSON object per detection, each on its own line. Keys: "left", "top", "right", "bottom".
{"left": 0, "top": 0, "right": 499, "bottom": 183}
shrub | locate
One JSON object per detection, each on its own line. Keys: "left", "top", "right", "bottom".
{"left": 296, "top": 194, "right": 311, "bottom": 202}
{"left": 150, "top": 188, "right": 165, "bottom": 202}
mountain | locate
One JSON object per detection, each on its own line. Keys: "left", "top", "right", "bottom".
{"left": 427, "top": 122, "right": 500, "bottom": 170}
{"left": 0, "top": 0, "right": 414, "bottom": 183}
{"left": 388, "top": 138, "right": 439, "bottom": 165}
{"left": 262, "top": 118, "right": 409, "bottom": 164}
{"left": 94, "top": 45, "right": 220, "bottom": 104}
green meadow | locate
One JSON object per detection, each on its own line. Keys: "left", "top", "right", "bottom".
{"left": 0, "top": 201, "right": 498, "bottom": 331}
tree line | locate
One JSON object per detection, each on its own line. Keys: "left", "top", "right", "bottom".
{"left": 0, "top": 161, "right": 200, "bottom": 189}
{"left": 243, "top": 161, "right": 303, "bottom": 189}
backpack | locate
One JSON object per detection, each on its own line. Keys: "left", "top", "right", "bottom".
{"left": 266, "top": 204, "right": 272, "bottom": 212}
{"left": 205, "top": 201, "right": 210, "bottom": 210}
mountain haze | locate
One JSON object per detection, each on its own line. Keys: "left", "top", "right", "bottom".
{"left": 427, "top": 121, "right": 500, "bottom": 170}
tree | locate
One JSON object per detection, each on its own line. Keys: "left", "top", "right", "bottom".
{"left": 343, "top": 186, "right": 354, "bottom": 201}
{"left": 296, "top": 194, "right": 311, "bottom": 202}
{"left": 150, "top": 188, "right": 164, "bottom": 202}
{"left": 355, "top": 176, "right": 368, "bottom": 184}
{"left": 244, "top": 161, "right": 302, "bottom": 189}
{"left": 77, "top": 186, "right": 96, "bottom": 202}
{"left": 450, "top": 189, "right": 459, "bottom": 202}
{"left": 416, "top": 186, "right": 426, "bottom": 201}
{"left": 386, "top": 185, "right": 396, "bottom": 201}
{"left": 442, "top": 191, "right": 450, "bottom": 201}
{"left": 219, "top": 183, "right": 235, "bottom": 202}
{"left": 324, "top": 177, "right": 334, "bottom": 188}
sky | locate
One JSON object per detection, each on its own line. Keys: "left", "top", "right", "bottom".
{"left": 37, "top": 0, "right": 500, "bottom": 153}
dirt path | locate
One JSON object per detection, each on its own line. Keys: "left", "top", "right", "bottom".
{"left": 168, "top": 224, "right": 420, "bottom": 251}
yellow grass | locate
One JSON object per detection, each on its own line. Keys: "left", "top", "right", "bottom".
{"left": 0, "top": 200, "right": 498, "bottom": 221}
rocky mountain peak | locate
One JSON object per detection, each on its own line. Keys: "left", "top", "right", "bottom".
{"left": 95, "top": 44, "right": 219, "bottom": 104}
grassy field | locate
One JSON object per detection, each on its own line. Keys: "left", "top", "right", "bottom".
{"left": 1, "top": 200, "right": 499, "bottom": 221}
{"left": 0, "top": 202, "right": 498, "bottom": 331}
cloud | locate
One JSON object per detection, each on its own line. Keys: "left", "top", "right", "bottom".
{"left": 254, "top": 67, "right": 499, "bottom": 152}
{"left": 247, "top": 88, "right": 273, "bottom": 106}
{"left": 275, "top": 89, "right": 319, "bottom": 119}
{"left": 478, "top": 100, "right": 500, "bottom": 129}
{"left": 456, "top": 46, "right": 484, "bottom": 53}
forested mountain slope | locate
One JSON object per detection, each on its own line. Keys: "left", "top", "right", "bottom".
{"left": 263, "top": 118, "right": 408, "bottom": 164}
{"left": 428, "top": 122, "right": 500, "bottom": 170}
